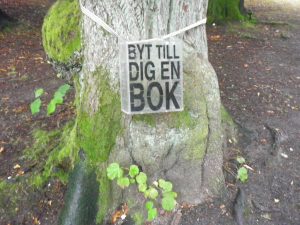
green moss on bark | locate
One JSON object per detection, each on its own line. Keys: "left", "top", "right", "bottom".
{"left": 42, "top": 0, "right": 81, "bottom": 63}
{"left": 185, "top": 121, "right": 209, "bottom": 160}
{"left": 76, "top": 69, "right": 122, "bottom": 165}
{"left": 168, "top": 109, "right": 198, "bottom": 129}
{"left": 132, "top": 109, "right": 197, "bottom": 129}
{"left": 75, "top": 68, "right": 122, "bottom": 224}
{"left": 132, "top": 114, "right": 156, "bottom": 127}
{"left": 96, "top": 166, "right": 111, "bottom": 224}
{"left": 207, "top": 0, "right": 245, "bottom": 23}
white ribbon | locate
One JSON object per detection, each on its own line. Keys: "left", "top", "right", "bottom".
{"left": 79, "top": 0, "right": 207, "bottom": 43}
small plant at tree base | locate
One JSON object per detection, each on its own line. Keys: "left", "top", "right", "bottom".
{"left": 47, "top": 84, "right": 71, "bottom": 115}
{"left": 30, "top": 88, "right": 44, "bottom": 115}
{"left": 106, "top": 163, "right": 177, "bottom": 222}
{"left": 30, "top": 84, "right": 71, "bottom": 116}
{"left": 236, "top": 156, "right": 248, "bottom": 183}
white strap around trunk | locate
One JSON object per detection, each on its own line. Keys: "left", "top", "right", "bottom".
{"left": 79, "top": 0, "right": 207, "bottom": 43}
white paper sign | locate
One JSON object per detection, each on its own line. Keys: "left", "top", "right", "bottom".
{"left": 119, "top": 39, "right": 184, "bottom": 114}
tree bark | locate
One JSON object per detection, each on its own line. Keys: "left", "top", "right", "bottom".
{"left": 77, "top": 0, "right": 224, "bottom": 223}
{"left": 239, "top": 0, "right": 247, "bottom": 15}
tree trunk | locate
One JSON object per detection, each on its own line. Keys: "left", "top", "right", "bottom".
{"left": 77, "top": 0, "right": 224, "bottom": 223}
{"left": 239, "top": 0, "right": 247, "bottom": 15}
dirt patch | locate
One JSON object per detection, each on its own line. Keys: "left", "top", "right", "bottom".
{"left": 181, "top": 1, "right": 300, "bottom": 225}
{"left": 0, "top": 0, "right": 74, "bottom": 224}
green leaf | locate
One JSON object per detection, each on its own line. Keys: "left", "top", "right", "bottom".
{"left": 162, "top": 196, "right": 176, "bottom": 211}
{"left": 236, "top": 156, "right": 246, "bottom": 164}
{"left": 138, "top": 183, "right": 147, "bottom": 193}
{"left": 147, "top": 208, "right": 157, "bottom": 221}
{"left": 34, "top": 88, "right": 44, "bottom": 98}
{"left": 158, "top": 179, "right": 173, "bottom": 192}
{"left": 53, "top": 92, "right": 64, "bottom": 104}
{"left": 47, "top": 99, "right": 56, "bottom": 115}
{"left": 54, "top": 91, "right": 63, "bottom": 98}
{"left": 30, "top": 98, "right": 42, "bottom": 115}
{"left": 107, "top": 163, "right": 123, "bottom": 180}
{"left": 162, "top": 191, "right": 177, "bottom": 199}
{"left": 57, "top": 84, "right": 71, "bottom": 96}
{"left": 144, "top": 189, "right": 150, "bottom": 198}
{"left": 136, "top": 172, "right": 147, "bottom": 185}
{"left": 129, "top": 165, "right": 139, "bottom": 178}
{"left": 237, "top": 167, "right": 248, "bottom": 183}
{"left": 148, "top": 187, "right": 159, "bottom": 199}
{"left": 145, "top": 201, "right": 154, "bottom": 210}
{"left": 117, "top": 177, "right": 130, "bottom": 189}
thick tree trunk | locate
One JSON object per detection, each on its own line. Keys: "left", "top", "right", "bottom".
{"left": 239, "top": 0, "right": 246, "bottom": 14}
{"left": 77, "top": 0, "right": 224, "bottom": 223}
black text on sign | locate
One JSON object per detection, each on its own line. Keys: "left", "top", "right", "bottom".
{"left": 119, "top": 40, "right": 184, "bottom": 114}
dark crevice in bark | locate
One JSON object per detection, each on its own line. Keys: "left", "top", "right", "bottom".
{"left": 167, "top": 0, "right": 174, "bottom": 34}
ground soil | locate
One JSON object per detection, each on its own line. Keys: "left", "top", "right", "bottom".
{"left": 0, "top": 0, "right": 299, "bottom": 225}
{"left": 0, "top": 1, "right": 73, "bottom": 224}
{"left": 181, "top": 1, "right": 300, "bottom": 225}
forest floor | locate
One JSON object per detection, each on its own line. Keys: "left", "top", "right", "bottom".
{"left": 0, "top": 0, "right": 299, "bottom": 225}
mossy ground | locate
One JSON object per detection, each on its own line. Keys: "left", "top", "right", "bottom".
{"left": 0, "top": 67, "right": 123, "bottom": 224}
{"left": 0, "top": 181, "right": 20, "bottom": 220}
{"left": 24, "top": 121, "right": 78, "bottom": 187}
{"left": 42, "top": 0, "right": 81, "bottom": 63}
{"left": 221, "top": 105, "right": 235, "bottom": 127}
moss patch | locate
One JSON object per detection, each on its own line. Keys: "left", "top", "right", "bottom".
{"left": 75, "top": 68, "right": 122, "bottom": 223}
{"left": 0, "top": 180, "right": 35, "bottom": 221}
{"left": 185, "top": 121, "right": 209, "bottom": 160}
{"left": 26, "top": 121, "right": 79, "bottom": 187}
{"left": 77, "top": 69, "right": 122, "bottom": 165}
{"left": 42, "top": 0, "right": 81, "bottom": 63}
{"left": 221, "top": 105, "right": 235, "bottom": 126}
{"left": 132, "top": 109, "right": 198, "bottom": 129}
{"left": 0, "top": 181, "right": 18, "bottom": 219}
{"left": 168, "top": 109, "right": 198, "bottom": 129}
{"left": 96, "top": 165, "right": 111, "bottom": 224}
{"left": 132, "top": 114, "right": 156, "bottom": 127}
{"left": 25, "top": 128, "right": 62, "bottom": 162}
{"left": 207, "top": 0, "right": 245, "bottom": 24}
